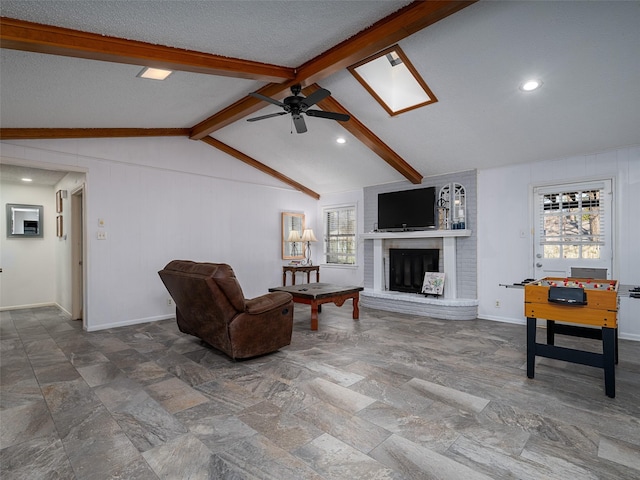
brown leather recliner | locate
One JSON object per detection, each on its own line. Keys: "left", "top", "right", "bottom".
{"left": 158, "top": 260, "right": 294, "bottom": 359}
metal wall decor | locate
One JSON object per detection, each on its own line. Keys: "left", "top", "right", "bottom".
{"left": 438, "top": 183, "right": 466, "bottom": 230}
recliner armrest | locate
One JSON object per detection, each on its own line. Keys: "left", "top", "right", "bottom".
{"left": 245, "top": 292, "right": 293, "bottom": 315}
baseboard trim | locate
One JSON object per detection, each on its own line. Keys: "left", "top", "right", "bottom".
{"left": 478, "top": 314, "right": 639, "bottom": 342}
{"left": 477, "top": 314, "right": 526, "bottom": 325}
{"left": 0, "top": 302, "right": 57, "bottom": 311}
{"left": 619, "top": 332, "right": 640, "bottom": 342}
{"left": 86, "top": 314, "right": 174, "bottom": 332}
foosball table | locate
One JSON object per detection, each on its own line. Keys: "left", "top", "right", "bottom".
{"left": 524, "top": 277, "right": 619, "bottom": 397}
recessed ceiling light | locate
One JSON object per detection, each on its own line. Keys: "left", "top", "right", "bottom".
{"left": 336, "top": 137, "right": 346, "bottom": 144}
{"left": 520, "top": 79, "right": 543, "bottom": 92}
{"left": 21, "top": 178, "right": 33, "bottom": 182}
{"left": 137, "top": 67, "right": 173, "bottom": 80}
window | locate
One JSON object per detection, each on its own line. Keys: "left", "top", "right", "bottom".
{"left": 323, "top": 205, "right": 356, "bottom": 265}
{"left": 539, "top": 188, "right": 604, "bottom": 259}
{"left": 348, "top": 45, "right": 437, "bottom": 116}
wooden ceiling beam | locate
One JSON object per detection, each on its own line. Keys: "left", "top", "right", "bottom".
{"left": 200, "top": 137, "right": 320, "bottom": 200}
{"left": 2, "top": 2, "right": 477, "bottom": 189}
{"left": 0, "top": 17, "right": 294, "bottom": 83}
{"left": 0, "top": 128, "right": 190, "bottom": 140}
{"left": 189, "top": 1, "right": 477, "bottom": 139}
{"left": 296, "top": 1, "right": 478, "bottom": 86}
{"left": 303, "top": 85, "right": 422, "bottom": 185}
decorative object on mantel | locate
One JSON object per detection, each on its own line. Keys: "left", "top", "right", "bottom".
{"left": 437, "top": 195, "right": 449, "bottom": 230}
{"left": 301, "top": 229, "right": 317, "bottom": 265}
{"left": 287, "top": 230, "right": 302, "bottom": 257}
{"left": 422, "top": 272, "right": 445, "bottom": 296}
{"left": 438, "top": 183, "right": 466, "bottom": 230}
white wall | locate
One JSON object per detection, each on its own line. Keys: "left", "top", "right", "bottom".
{"left": 0, "top": 182, "right": 56, "bottom": 309}
{"left": 477, "top": 145, "right": 640, "bottom": 340}
{"left": 316, "top": 189, "right": 364, "bottom": 287}
{"left": 1, "top": 137, "right": 317, "bottom": 330}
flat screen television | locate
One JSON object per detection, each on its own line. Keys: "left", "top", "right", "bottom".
{"left": 377, "top": 186, "right": 436, "bottom": 231}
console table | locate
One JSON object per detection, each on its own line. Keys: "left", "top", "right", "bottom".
{"left": 282, "top": 265, "right": 320, "bottom": 286}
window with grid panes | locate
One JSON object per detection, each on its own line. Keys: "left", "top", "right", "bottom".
{"left": 323, "top": 205, "right": 356, "bottom": 265}
{"left": 539, "top": 188, "right": 604, "bottom": 259}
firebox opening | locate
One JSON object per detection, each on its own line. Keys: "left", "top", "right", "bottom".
{"left": 389, "top": 248, "right": 439, "bottom": 294}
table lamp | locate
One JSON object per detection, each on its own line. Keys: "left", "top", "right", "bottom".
{"left": 301, "top": 229, "right": 317, "bottom": 265}
{"left": 287, "top": 230, "right": 301, "bottom": 257}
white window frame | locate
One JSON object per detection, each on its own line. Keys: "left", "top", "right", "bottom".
{"left": 323, "top": 204, "right": 357, "bottom": 265}
{"left": 538, "top": 185, "right": 606, "bottom": 259}
{"left": 532, "top": 179, "right": 613, "bottom": 279}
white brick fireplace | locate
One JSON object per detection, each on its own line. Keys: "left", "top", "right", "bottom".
{"left": 360, "top": 229, "right": 479, "bottom": 320}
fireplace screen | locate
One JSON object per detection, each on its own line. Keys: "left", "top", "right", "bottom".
{"left": 389, "top": 248, "right": 439, "bottom": 293}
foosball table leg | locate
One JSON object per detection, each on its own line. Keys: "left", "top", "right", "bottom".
{"left": 546, "top": 320, "right": 555, "bottom": 345}
{"left": 526, "top": 317, "right": 536, "bottom": 379}
{"left": 602, "top": 327, "right": 616, "bottom": 398}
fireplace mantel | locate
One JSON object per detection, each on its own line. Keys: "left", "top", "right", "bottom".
{"left": 361, "top": 229, "right": 472, "bottom": 300}
{"left": 361, "top": 229, "right": 471, "bottom": 240}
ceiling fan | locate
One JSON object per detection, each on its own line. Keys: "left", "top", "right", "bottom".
{"left": 247, "top": 84, "right": 350, "bottom": 134}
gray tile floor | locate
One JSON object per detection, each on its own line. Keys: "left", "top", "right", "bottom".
{"left": 1, "top": 304, "right": 639, "bottom": 479}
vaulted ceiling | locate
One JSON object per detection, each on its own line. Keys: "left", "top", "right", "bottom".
{"left": 1, "top": 1, "right": 639, "bottom": 197}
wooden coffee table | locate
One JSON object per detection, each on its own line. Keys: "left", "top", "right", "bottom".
{"left": 268, "top": 283, "right": 364, "bottom": 331}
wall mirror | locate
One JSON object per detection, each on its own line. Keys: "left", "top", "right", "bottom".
{"left": 282, "top": 212, "right": 305, "bottom": 260}
{"left": 6, "top": 203, "right": 44, "bottom": 238}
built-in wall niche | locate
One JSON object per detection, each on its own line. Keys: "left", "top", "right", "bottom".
{"left": 438, "top": 183, "right": 466, "bottom": 230}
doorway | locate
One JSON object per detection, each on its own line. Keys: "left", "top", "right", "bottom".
{"left": 71, "top": 186, "right": 85, "bottom": 326}
{"left": 533, "top": 179, "right": 613, "bottom": 280}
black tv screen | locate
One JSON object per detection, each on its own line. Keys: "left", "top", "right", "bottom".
{"left": 378, "top": 187, "right": 436, "bottom": 231}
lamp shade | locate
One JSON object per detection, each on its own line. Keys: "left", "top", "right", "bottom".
{"left": 287, "top": 230, "right": 301, "bottom": 242}
{"left": 301, "top": 229, "right": 317, "bottom": 242}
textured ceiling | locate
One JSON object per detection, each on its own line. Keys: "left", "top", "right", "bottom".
{"left": 0, "top": 0, "right": 411, "bottom": 66}
{"left": 0, "top": 163, "right": 67, "bottom": 186}
{"left": 1, "top": 1, "right": 639, "bottom": 195}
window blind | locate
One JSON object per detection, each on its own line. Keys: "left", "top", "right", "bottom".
{"left": 323, "top": 206, "right": 356, "bottom": 265}
{"left": 536, "top": 183, "right": 606, "bottom": 259}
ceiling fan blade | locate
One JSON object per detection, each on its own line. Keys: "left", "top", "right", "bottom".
{"left": 249, "top": 92, "right": 285, "bottom": 107}
{"left": 246, "top": 111, "right": 287, "bottom": 122}
{"left": 300, "top": 88, "right": 331, "bottom": 108}
{"left": 306, "top": 110, "right": 351, "bottom": 122}
{"left": 292, "top": 114, "right": 307, "bottom": 134}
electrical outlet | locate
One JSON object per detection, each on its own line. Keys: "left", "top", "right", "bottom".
{"left": 97, "top": 230, "right": 107, "bottom": 240}
{"left": 167, "top": 298, "right": 173, "bottom": 306}
{"left": 495, "top": 300, "right": 501, "bottom": 308}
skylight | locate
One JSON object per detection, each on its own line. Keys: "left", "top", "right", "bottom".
{"left": 348, "top": 45, "right": 437, "bottom": 116}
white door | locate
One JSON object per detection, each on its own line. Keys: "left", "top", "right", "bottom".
{"left": 71, "top": 187, "right": 85, "bottom": 324}
{"left": 533, "top": 180, "right": 612, "bottom": 280}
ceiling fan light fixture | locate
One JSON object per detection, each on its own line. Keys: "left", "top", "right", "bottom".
{"left": 137, "top": 67, "right": 173, "bottom": 80}
{"left": 520, "top": 79, "right": 542, "bottom": 92}
{"left": 247, "top": 85, "right": 349, "bottom": 134}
